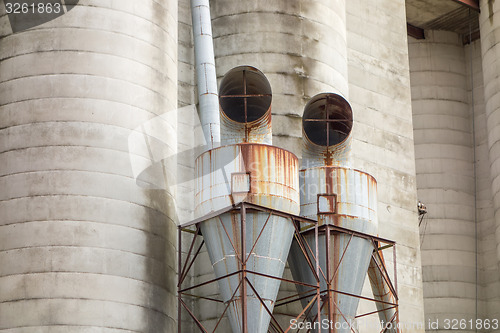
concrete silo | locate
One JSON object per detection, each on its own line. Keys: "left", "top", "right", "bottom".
{"left": 210, "top": 0, "right": 349, "bottom": 153}
{"left": 409, "top": 30, "right": 476, "bottom": 329}
{"left": 0, "top": 1, "right": 178, "bottom": 331}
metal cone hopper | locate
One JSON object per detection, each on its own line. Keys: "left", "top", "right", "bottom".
{"left": 288, "top": 93, "right": 378, "bottom": 332}
{"left": 194, "top": 67, "right": 300, "bottom": 333}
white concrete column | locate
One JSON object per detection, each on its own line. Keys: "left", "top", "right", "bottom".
{"left": 0, "top": 0, "right": 178, "bottom": 331}
{"left": 480, "top": 0, "right": 500, "bottom": 270}
{"left": 479, "top": 1, "right": 500, "bottom": 325}
{"left": 409, "top": 30, "right": 476, "bottom": 331}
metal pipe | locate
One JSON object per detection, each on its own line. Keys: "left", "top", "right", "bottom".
{"left": 219, "top": 66, "right": 273, "bottom": 145}
{"left": 191, "top": 0, "right": 220, "bottom": 149}
{"left": 302, "top": 93, "right": 353, "bottom": 168}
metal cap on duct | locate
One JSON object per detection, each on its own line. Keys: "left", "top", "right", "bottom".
{"left": 302, "top": 93, "right": 353, "bottom": 168}
{"left": 219, "top": 66, "right": 272, "bottom": 145}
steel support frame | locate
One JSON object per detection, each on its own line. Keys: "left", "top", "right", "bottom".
{"left": 177, "top": 202, "right": 400, "bottom": 333}
{"left": 300, "top": 224, "right": 400, "bottom": 333}
{"left": 178, "top": 202, "right": 321, "bottom": 333}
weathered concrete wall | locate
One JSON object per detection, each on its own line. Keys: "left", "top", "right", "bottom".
{"left": 409, "top": 30, "right": 476, "bottom": 332}
{"left": 177, "top": 1, "right": 196, "bottom": 332}
{"left": 465, "top": 37, "right": 500, "bottom": 332}
{"left": 480, "top": 0, "right": 500, "bottom": 273}
{"left": 479, "top": 0, "right": 500, "bottom": 328}
{"left": 347, "top": 1, "right": 425, "bottom": 331}
{"left": 0, "top": 0, "right": 178, "bottom": 331}
{"left": 211, "top": 0, "right": 349, "bottom": 155}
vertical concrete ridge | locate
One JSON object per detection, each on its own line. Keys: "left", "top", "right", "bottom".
{"left": 347, "top": 0, "right": 424, "bottom": 330}
{"left": 478, "top": 0, "right": 500, "bottom": 324}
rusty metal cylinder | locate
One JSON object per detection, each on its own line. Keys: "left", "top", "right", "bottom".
{"left": 195, "top": 144, "right": 299, "bottom": 216}
{"left": 194, "top": 143, "right": 299, "bottom": 333}
{"left": 302, "top": 93, "right": 353, "bottom": 168}
{"left": 219, "top": 66, "right": 272, "bottom": 145}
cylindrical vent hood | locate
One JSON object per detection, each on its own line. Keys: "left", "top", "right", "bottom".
{"left": 302, "top": 93, "right": 353, "bottom": 167}
{"left": 219, "top": 66, "right": 272, "bottom": 145}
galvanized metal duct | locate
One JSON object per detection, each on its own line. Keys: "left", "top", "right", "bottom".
{"left": 302, "top": 93, "right": 353, "bottom": 168}
{"left": 191, "top": 0, "right": 220, "bottom": 149}
{"left": 219, "top": 66, "right": 272, "bottom": 145}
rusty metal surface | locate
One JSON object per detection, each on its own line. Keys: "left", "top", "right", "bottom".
{"left": 300, "top": 167, "right": 378, "bottom": 235}
{"left": 302, "top": 93, "right": 353, "bottom": 168}
{"left": 178, "top": 201, "right": 399, "bottom": 333}
{"left": 295, "top": 167, "right": 379, "bottom": 329}
{"left": 193, "top": 141, "right": 299, "bottom": 333}
{"left": 219, "top": 66, "right": 272, "bottom": 145}
{"left": 195, "top": 143, "right": 300, "bottom": 217}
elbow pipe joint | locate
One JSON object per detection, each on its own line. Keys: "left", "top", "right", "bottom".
{"left": 219, "top": 66, "right": 272, "bottom": 145}
{"left": 302, "top": 93, "right": 353, "bottom": 167}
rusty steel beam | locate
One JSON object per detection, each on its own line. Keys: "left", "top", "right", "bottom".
{"left": 451, "top": 0, "right": 480, "bottom": 11}
{"left": 407, "top": 23, "right": 425, "bottom": 39}
{"left": 178, "top": 228, "right": 182, "bottom": 333}
{"left": 463, "top": 30, "right": 481, "bottom": 45}
{"left": 178, "top": 202, "right": 402, "bottom": 332}
{"left": 241, "top": 203, "right": 248, "bottom": 333}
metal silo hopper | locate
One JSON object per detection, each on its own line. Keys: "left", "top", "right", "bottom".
{"left": 288, "top": 93, "right": 379, "bottom": 332}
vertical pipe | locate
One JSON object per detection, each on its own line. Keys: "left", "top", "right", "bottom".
{"left": 325, "top": 226, "right": 334, "bottom": 333}
{"left": 191, "top": 0, "right": 220, "bottom": 149}
{"left": 178, "top": 228, "right": 183, "bottom": 333}
{"left": 316, "top": 224, "right": 322, "bottom": 333}
{"left": 241, "top": 203, "right": 248, "bottom": 333}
